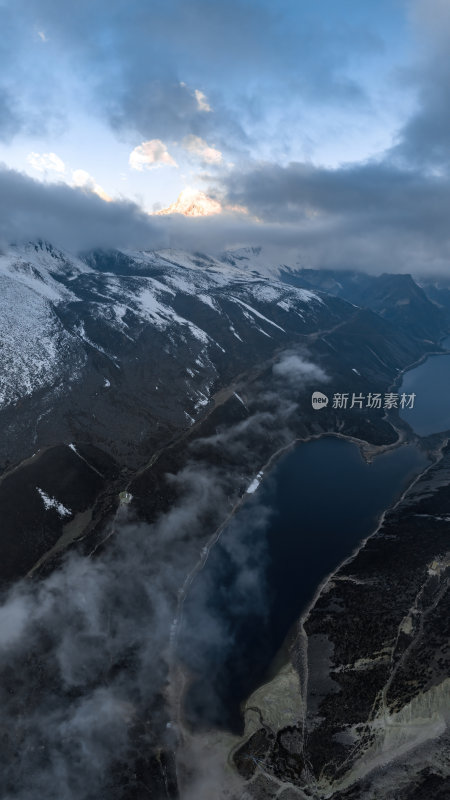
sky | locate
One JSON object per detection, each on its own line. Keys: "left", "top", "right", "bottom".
{"left": 1, "top": 0, "right": 450, "bottom": 272}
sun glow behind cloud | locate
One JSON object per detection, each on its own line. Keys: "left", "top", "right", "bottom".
{"left": 129, "top": 140, "right": 178, "bottom": 171}
{"left": 27, "top": 152, "right": 65, "bottom": 173}
{"left": 71, "top": 169, "right": 111, "bottom": 202}
{"left": 182, "top": 135, "right": 222, "bottom": 164}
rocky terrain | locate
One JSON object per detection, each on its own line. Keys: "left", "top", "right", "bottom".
{"left": 0, "top": 241, "right": 449, "bottom": 799}
{"left": 232, "top": 436, "right": 450, "bottom": 799}
{"left": 1, "top": 240, "right": 435, "bottom": 587}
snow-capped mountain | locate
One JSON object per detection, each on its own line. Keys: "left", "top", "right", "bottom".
{"left": 2, "top": 239, "right": 445, "bottom": 485}
{"left": 0, "top": 243, "right": 89, "bottom": 410}
{"left": 156, "top": 187, "right": 222, "bottom": 216}
{"left": 0, "top": 240, "right": 351, "bottom": 473}
{"left": 218, "top": 245, "right": 303, "bottom": 279}
{"left": 218, "top": 246, "right": 450, "bottom": 342}
{"left": 2, "top": 239, "right": 445, "bottom": 800}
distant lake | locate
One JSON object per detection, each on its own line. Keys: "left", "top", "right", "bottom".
{"left": 178, "top": 436, "right": 428, "bottom": 733}
{"left": 399, "top": 336, "right": 450, "bottom": 436}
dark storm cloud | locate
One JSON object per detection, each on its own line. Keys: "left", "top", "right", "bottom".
{"left": 0, "top": 165, "right": 165, "bottom": 251}
{"left": 390, "top": 0, "right": 450, "bottom": 169}
{"left": 220, "top": 160, "right": 450, "bottom": 273}
{"left": 4, "top": 162, "right": 450, "bottom": 275}
{"left": 392, "top": 60, "right": 450, "bottom": 169}
{"left": 223, "top": 160, "right": 444, "bottom": 221}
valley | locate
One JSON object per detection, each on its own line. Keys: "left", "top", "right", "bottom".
{"left": 0, "top": 242, "right": 449, "bottom": 799}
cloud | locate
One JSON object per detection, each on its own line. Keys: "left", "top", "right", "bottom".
{"left": 0, "top": 339, "right": 330, "bottom": 797}
{"left": 0, "top": 523, "right": 175, "bottom": 799}
{"left": 0, "top": 4, "right": 66, "bottom": 141}
{"left": 0, "top": 87, "right": 23, "bottom": 142}
{"left": 194, "top": 89, "right": 212, "bottom": 112}
{"left": 0, "top": 164, "right": 162, "bottom": 252}
{"left": 0, "top": 460, "right": 234, "bottom": 798}
{"left": 0, "top": 0, "right": 387, "bottom": 154}
{"left": 27, "top": 151, "right": 65, "bottom": 173}
{"left": 129, "top": 139, "right": 178, "bottom": 170}
{"left": 71, "top": 168, "right": 111, "bottom": 201}
{"left": 182, "top": 134, "right": 222, "bottom": 164}
{"left": 273, "top": 352, "right": 329, "bottom": 386}
{"left": 4, "top": 157, "right": 450, "bottom": 275}
{"left": 389, "top": 0, "right": 450, "bottom": 170}
{"left": 177, "top": 495, "right": 272, "bottom": 732}
{"left": 218, "top": 159, "right": 450, "bottom": 273}
{"left": 0, "top": 449, "right": 240, "bottom": 798}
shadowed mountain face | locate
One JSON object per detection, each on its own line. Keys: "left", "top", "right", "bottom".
{"left": 0, "top": 241, "right": 347, "bottom": 471}
{"left": 2, "top": 242, "right": 446, "bottom": 475}
{"left": 0, "top": 241, "right": 349, "bottom": 583}
{"left": 278, "top": 269, "right": 450, "bottom": 343}
{"left": 215, "top": 246, "right": 449, "bottom": 344}
{"left": 1, "top": 240, "right": 440, "bottom": 586}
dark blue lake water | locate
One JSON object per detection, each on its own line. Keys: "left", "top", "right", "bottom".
{"left": 399, "top": 337, "right": 450, "bottom": 436}
{"left": 178, "top": 436, "right": 428, "bottom": 733}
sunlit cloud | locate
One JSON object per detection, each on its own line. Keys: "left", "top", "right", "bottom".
{"left": 194, "top": 89, "right": 212, "bottom": 113}
{"left": 182, "top": 135, "right": 222, "bottom": 164}
{"left": 71, "top": 169, "right": 111, "bottom": 202}
{"left": 27, "top": 152, "right": 65, "bottom": 173}
{"left": 36, "top": 30, "right": 48, "bottom": 43}
{"left": 129, "top": 139, "right": 178, "bottom": 171}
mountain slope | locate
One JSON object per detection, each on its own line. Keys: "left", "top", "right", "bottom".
{"left": 1, "top": 239, "right": 446, "bottom": 800}
{"left": 217, "top": 247, "right": 450, "bottom": 344}
{"left": 0, "top": 241, "right": 349, "bottom": 471}
{"left": 0, "top": 239, "right": 431, "bottom": 589}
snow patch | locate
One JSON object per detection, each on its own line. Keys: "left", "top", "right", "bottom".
{"left": 0, "top": 276, "right": 84, "bottom": 410}
{"left": 230, "top": 297, "right": 285, "bottom": 332}
{"left": 36, "top": 487, "right": 71, "bottom": 518}
{"left": 247, "top": 471, "right": 264, "bottom": 494}
{"left": 234, "top": 392, "right": 246, "bottom": 407}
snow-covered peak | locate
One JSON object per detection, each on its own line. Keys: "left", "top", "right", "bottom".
{"left": 0, "top": 241, "right": 327, "bottom": 417}
{"left": 156, "top": 188, "right": 222, "bottom": 217}
{"left": 16, "top": 241, "right": 92, "bottom": 274}
{"left": 219, "top": 245, "right": 304, "bottom": 280}
{"left": 0, "top": 241, "right": 92, "bottom": 303}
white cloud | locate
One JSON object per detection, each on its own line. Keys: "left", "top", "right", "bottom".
{"left": 27, "top": 152, "right": 65, "bottom": 173}
{"left": 182, "top": 135, "right": 222, "bottom": 164}
{"left": 37, "top": 30, "right": 48, "bottom": 43}
{"left": 72, "top": 169, "right": 111, "bottom": 202}
{"left": 273, "top": 353, "right": 329, "bottom": 386}
{"left": 129, "top": 140, "right": 178, "bottom": 171}
{"left": 194, "top": 89, "right": 212, "bottom": 112}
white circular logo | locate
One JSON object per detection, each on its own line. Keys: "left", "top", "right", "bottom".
{"left": 312, "top": 391, "right": 329, "bottom": 410}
